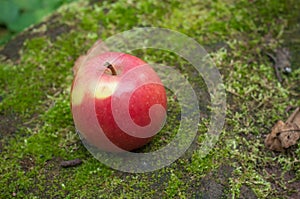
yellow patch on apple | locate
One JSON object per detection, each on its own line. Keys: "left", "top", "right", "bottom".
{"left": 95, "top": 80, "right": 118, "bottom": 99}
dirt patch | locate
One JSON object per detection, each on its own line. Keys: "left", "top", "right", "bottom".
{"left": 187, "top": 176, "right": 227, "bottom": 198}
{"left": 215, "top": 164, "right": 234, "bottom": 185}
{"left": 0, "top": 14, "right": 71, "bottom": 62}
{"left": 20, "top": 156, "right": 35, "bottom": 172}
{"left": 185, "top": 164, "right": 254, "bottom": 198}
{"left": 44, "top": 156, "right": 63, "bottom": 171}
{"left": 42, "top": 14, "right": 73, "bottom": 42}
{"left": 197, "top": 178, "right": 226, "bottom": 198}
{"left": 284, "top": 171, "right": 300, "bottom": 199}
{"left": 0, "top": 113, "right": 20, "bottom": 138}
{"left": 265, "top": 162, "right": 300, "bottom": 198}
{"left": 113, "top": 170, "right": 171, "bottom": 197}
{"left": 239, "top": 185, "right": 257, "bottom": 199}
{"left": 23, "top": 156, "right": 66, "bottom": 197}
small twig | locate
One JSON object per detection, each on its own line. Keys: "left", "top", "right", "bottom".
{"left": 227, "top": 89, "right": 244, "bottom": 99}
{"left": 60, "top": 159, "right": 82, "bottom": 168}
{"left": 266, "top": 52, "right": 283, "bottom": 82}
{"left": 285, "top": 105, "right": 296, "bottom": 113}
{"left": 286, "top": 107, "right": 300, "bottom": 124}
{"left": 277, "top": 129, "right": 300, "bottom": 134}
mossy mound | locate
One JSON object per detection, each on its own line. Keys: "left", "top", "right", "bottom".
{"left": 0, "top": 0, "right": 300, "bottom": 198}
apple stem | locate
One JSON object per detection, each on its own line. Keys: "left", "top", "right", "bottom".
{"left": 104, "top": 62, "right": 117, "bottom": 76}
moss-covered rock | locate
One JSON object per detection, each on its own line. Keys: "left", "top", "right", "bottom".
{"left": 0, "top": 0, "right": 299, "bottom": 198}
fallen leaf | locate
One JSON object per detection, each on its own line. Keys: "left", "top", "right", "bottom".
{"left": 265, "top": 107, "right": 300, "bottom": 152}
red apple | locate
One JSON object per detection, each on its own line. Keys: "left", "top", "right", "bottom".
{"left": 71, "top": 52, "right": 167, "bottom": 152}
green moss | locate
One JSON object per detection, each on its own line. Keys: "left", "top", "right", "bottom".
{"left": 165, "top": 170, "right": 186, "bottom": 198}
{"left": 1, "top": 0, "right": 300, "bottom": 198}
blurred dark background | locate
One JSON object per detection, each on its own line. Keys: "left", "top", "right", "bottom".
{"left": 0, "top": 0, "right": 78, "bottom": 46}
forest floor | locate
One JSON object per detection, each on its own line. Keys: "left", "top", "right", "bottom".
{"left": 0, "top": 0, "right": 300, "bottom": 198}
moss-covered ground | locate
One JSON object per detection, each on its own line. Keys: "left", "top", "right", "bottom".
{"left": 0, "top": 0, "right": 300, "bottom": 198}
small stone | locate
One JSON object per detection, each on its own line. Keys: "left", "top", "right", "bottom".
{"left": 60, "top": 158, "right": 82, "bottom": 168}
{"left": 284, "top": 67, "right": 292, "bottom": 73}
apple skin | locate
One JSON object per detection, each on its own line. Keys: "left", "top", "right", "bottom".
{"left": 71, "top": 52, "right": 167, "bottom": 152}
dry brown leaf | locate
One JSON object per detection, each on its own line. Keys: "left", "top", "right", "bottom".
{"left": 265, "top": 107, "right": 300, "bottom": 152}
